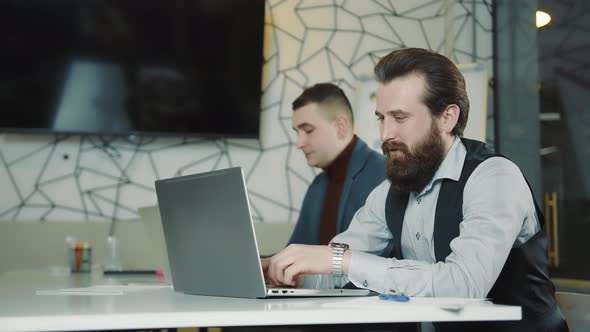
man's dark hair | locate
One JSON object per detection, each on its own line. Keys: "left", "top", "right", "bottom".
{"left": 292, "top": 83, "right": 354, "bottom": 122}
{"left": 374, "top": 48, "right": 469, "bottom": 137}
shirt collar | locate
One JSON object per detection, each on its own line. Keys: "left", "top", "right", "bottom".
{"left": 418, "top": 136, "right": 466, "bottom": 196}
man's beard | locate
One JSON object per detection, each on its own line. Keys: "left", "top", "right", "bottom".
{"left": 382, "top": 123, "right": 445, "bottom": 193}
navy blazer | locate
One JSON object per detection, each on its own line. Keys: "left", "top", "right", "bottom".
{"left": 288, "top": 138, "right": 386, "bottom": 245}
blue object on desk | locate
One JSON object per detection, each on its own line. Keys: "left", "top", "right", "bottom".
{"left": 379, "top": 293, "right": 410, "bottom": 302}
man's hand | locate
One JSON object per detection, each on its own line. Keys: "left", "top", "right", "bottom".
{"left": 266, "top": 244, "right": 332, "bottom": 286}
{"left": 261, "top": 257, "right": 270, "bottom": 280}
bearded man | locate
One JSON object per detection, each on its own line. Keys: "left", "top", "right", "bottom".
{"left": 263, "top": 48, "right": 568, "bottom": 332}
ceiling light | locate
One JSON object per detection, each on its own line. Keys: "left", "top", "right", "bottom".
{"left": 536, "top": 10, "right": 551, "bottom": 28}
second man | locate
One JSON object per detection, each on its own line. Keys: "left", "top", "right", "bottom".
{"left": 288, "top": 83, "right": 385, "bottom": 245}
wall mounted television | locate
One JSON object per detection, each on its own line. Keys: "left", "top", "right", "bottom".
{"left": 0, "top": 0, "right": 265, "bottom": 138}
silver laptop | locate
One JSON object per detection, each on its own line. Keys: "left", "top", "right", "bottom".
{"left": 154, "top": 167, "right": 370, "bottom": 298}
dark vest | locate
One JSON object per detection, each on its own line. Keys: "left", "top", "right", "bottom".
{"left": 385, "top": 138, "right": 567, "bottom": 332}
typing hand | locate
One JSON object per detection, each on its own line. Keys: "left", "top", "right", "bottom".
{"left": 261, "top": 257, "right": 271, "bottom": 282}
{"left": 266, "top": 244, "right": 332, "bottom": 286}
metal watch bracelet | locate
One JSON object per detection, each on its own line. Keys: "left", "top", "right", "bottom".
{"left": 330, "top": 243, "right": 349, "bottom": 277}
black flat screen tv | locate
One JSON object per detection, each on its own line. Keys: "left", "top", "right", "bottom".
{"left": 1, "top": 0, "right": 265, "bottom": 138}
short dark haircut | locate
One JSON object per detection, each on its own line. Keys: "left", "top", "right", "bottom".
{"left": 292, "top": 83, "right": 354, "bottom": 122}
{"left": 374, "top": 48, "right": 469, "bottom": 137}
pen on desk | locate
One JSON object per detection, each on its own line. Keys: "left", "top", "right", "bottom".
{"left": 378, "top": 290, "right": 410, "bottom": 302}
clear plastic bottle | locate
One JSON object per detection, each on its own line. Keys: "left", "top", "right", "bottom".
{"left": 103, "top": 235, "right": 123, "bottom": 271}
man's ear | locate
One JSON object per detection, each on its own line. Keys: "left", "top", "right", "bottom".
{"left": 334, "top": 115, "right": 350, "bottom": 139}
{"left": 440, "top": 104, "right": 460, "bottom": 135}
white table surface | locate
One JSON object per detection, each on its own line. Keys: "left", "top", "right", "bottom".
{"left": 0, "top": 269, "right": 521, "bottom": 332}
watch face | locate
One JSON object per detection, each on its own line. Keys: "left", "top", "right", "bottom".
{"left": 331, "top": 242, "right": 349, "bottom": 250}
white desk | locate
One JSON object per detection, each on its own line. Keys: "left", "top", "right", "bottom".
{"left": 0, "top": 270, "right": 521, "bottom": 332}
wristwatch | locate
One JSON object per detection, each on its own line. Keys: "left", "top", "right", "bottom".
{"left": 329, "top": 242, "right": 349, "bottom": 277}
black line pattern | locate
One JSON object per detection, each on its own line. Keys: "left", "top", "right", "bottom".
{"left": 0, "top": 0, "right": 493, "bottom": 223}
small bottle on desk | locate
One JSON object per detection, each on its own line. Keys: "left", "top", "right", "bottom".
{"left": 103, "top": 235, "right": 123, "bottom": 272}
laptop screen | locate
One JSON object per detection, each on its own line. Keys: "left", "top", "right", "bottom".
{"left": 155, "top": 167, "right": 267, "bottom": 298}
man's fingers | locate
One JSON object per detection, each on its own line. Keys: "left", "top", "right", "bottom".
{"left": 268, "top": 255, "right": 284, "bottom": 286}
{"left": 272, "top": 245, "right": 299, "bottom": 285}
{"left": 261, "top": 258, "right": 270, "bottom": 280}
{"left": 261, "top": 258, "right": 270, "bottom": 270}
{"left": 266, "top": 244, "right": 326, "bottom": 286}
{"left": 283, "top": 264, "right": 302, "bottom": 286}
{"left": 267, "top": 256, "right": 277, "bottom": 285}
{"left": 268, "top": 253, "right": 297, "bottom": 286}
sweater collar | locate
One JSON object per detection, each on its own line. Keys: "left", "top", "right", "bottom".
{"left": 324, "top": 135, "right": 358, "bottom": 180}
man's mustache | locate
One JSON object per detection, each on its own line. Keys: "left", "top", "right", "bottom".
{"left": 382, "top": 140, "right": 409, "bottom": 155}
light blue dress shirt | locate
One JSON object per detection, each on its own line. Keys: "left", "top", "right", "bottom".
{"left": 332, "top": 137, "right": 541, "bottom": 298}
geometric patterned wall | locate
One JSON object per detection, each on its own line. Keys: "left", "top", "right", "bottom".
{"left": 0, "top": 0, "right": 493, "bottom": 224}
